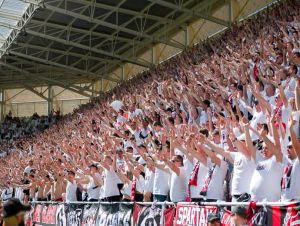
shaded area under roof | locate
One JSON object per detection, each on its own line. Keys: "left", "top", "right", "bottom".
{"left": 0, "top": 0, "right": 235, "bottom": 96}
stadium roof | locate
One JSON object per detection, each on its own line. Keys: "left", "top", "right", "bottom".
{"left": 0, "top": 0, "right": 230, "bottom": 95}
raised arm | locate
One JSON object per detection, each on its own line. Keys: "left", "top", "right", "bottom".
{"left": 269, "top": 116, "right": 283, "bottom": 163}
{"left": 204, "top": 139, "right": 233, "bottom": 164}
{"left": 288, "top": 117, "right": 300, "bottom": 160}
{"left": 244, "top": 124, "right": 256, "bottom": 160}
{"left": 201, "top": 145, "right": 221, "bottom": 167}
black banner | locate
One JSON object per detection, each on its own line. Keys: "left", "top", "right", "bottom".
{"left": 81, "top": 204, "right": 98, "bottom": 226}
{"left": 95, "top": 203, "right": 132, "bottom": 226}
{"left": 133, "top": 203, "right": 175, "bottom": 226}
{"left": 65, "top": 204, "right": 84, "bottom": 226}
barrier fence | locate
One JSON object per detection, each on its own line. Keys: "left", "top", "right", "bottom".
{"left": 26, "top": 201, "right": 300, "bottom": 226}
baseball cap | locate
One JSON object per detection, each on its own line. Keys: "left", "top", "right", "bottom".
{"left": 207, "top": 213, "right": 220, "bottom": 223}
{"left": 3, "top": 198, "right": 31, "bottom": 218}
{"left": 231, "top": 205, "right": 247, "bottom": 218}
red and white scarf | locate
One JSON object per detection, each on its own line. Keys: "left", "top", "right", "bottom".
{"left": 281, "top": 163, "right": 293, "bottom": 189}
{"left": 200, "top": 164, "right": 216, "bottom": 197}
{"left": 186, "top": 161, "right": 200, "bottom": 202}
{"left": 130, "top": 178, "right": 137, "bottom": 201}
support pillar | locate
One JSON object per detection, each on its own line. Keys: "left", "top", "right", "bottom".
{"left": 101, "top": 79, "right": 104, "bottom": 92}
{"left": 121, "top": 65, "right": 125, "bottom": 81}
{"left": 47, "top": 86, "right": 53, "bottom": 115}
{"left": 91, "top": 82, "right": 95, "bottom": 98}
{"left": 228, "top": 0, "right": 233, "bottom": 27}
{"left": 0, "top": 88, "right": 4, "bottom": 121}
{"left": 184, "top": 24, "right": 189, "bottom": 48}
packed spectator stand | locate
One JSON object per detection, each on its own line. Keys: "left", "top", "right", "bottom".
{"left": 0, "top": 0, "right": 300, "bottom": 221}
{"left": 0, "top": 111, "right": 60, "bottom": 159}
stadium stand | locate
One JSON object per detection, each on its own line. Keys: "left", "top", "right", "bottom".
{"left": 1, "top": 0, "right": 300, "bottom": 225}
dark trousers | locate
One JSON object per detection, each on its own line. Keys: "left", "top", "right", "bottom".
{"left": 153, "top": 194, "right": 167, "bottom": 202}
{"left": 191, "top": 198, "right": 204, "bottom": 202}
{"left": 134, "top": 194, "right": 144, "bottom": 202}
{"left": 102, "top": 195, "right": 121, "bottom": 202}
{"left": 205, "top": 199, "right": 218, "bottom": 202}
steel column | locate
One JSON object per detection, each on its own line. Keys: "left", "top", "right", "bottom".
{"left": 48, "top": 85, "right": 53, "bottom": 115}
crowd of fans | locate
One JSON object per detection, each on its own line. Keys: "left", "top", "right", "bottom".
{"left": 0, "top": 111, "right": 60, "bottom": 158}
{"left": 0, "top": 0, "right": 300, "bottom": 208}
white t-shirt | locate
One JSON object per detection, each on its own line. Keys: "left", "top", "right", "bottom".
{"left": 206, "top": 160, "right": 228, "bottom": 200}
{"left": 14, "top": 188, "right": 24, "bottom": 201}
{"left": 135, "top": 175, "right": 145, "bottom": 194}
{"left": 1, "top": 187, "right": 14, "bottom": 201}
{"left": 281, "top": 158, "right": 300, "bottom": 201}
{"left": 230, "top": 152, "right": 256, "bottom": 195}
{"left": 121, "top": 182, "right": 132, "bottom": 197}
{"left": 250, "top": 156, "right": 284, "bottom": 201}
{"left": 110, "top": 100, "right": 123, "bottom": 112}
{"left": 190, "top": 162, "right": 208, "bottom": 199}
{"left": 169, "top": 167, "right": 188, "bottom": 202}
{"left": 250, "top": 110, "right": 266, "bottom": 140}
{"left": 66, "top": 181, "right": 77, "bottom": 202}
{"left": 153, "top": 165, "right": 169, "bottom": 196}
{"left": 198, "top": 109, "right": 208, "bottom": 126}
{"left": 144, "top": 168, "right": 155, "bottom": 193}
{"left": 87, "top": 173, "right": 102, "bottom": 200}
{"left": 281, "top": 104, "right": 292, "bottom": 127}
{"left": 102, "top": 167, "right": 120, "bottom": 198}
{"left": 129, "top": 109, "right": 143, "bottom": 119}
{"left": 183, "top": 159, "right": 194, "bottom": 175}
{"left": 265, "top": 95, "right": 276, "bottom": 108}
{"left": 24, "top": 166, "right": 33, "bottom": 174}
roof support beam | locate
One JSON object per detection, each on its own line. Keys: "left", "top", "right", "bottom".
{"left": 14, "top": 42, "right": 116, "bottom": 65}
{"left": 11, "top": 43, "right": 120, "bottom": 82}
{"left": 44, "top": 3, "right": 184, "bottom": 50}
{"left": 29, "top": 19, "right": 143, "bottom": 46}
{"left": 148, "top": 0, "right": 230, "bottom": 27}
{"left": 9, "top": 50, "right": 119, "bottom": 83}
{"left": 0, "top": 61, "right": 93, "bottom": 98}
{"left": 0, "top": 21, "right": 21, "bottom": 30}
{"left": 68, "top": 0, "right": 174, "bottom": 24}
{"left": 96, "top": 0, "right": 223, "bottom": 75}
{"left": 24, "top": 29, "right": 152, "bottom": 68}
{"left": 0, "top": 2, "right": 40, "bottom": 58}
{"left": 23, "top": 83, "right": 49, "bottom": 101}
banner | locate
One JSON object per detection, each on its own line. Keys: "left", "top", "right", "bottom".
{"left": 95, "top": 203, "right": 132, "bottom": 226}
{"left": 55, "top": 204, "right": 66, "bottom": 226}
{"left": 82, "top": 204, "right": 99, "bottom": 226}
{"left": 65, "top": 204, "right": 84, "bottom": 226}
{"left": 26, "top": 201, "right": 300, "bottom": 226}
{"left": 133, "top": 203, "right": 175, "bottom": 226}
{"left": 174, "top": 203, "right": 217, "bottom": 226}
{"left": 266, "top": 203, "right": 300, "bottom": 226}
{"left": 27, "top": 204, "right": 62, "bottom": 226}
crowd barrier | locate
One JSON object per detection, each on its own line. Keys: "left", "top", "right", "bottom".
{"left": 26, "top": 201, "right": 300, "bottom": 226}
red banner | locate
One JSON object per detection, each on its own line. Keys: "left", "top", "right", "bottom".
{"left": 174, "top": 204, "right": 217, "bottom": 226}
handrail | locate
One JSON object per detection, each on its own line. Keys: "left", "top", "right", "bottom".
{"left": 30, "top": 201, "right": 299, "bottom": 206}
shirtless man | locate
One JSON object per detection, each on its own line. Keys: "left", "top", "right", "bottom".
{"left": 42, "top": 175, "right": 52, "bottom": 201}
{"left": 51, "top": 173, "right": 66, "bottom": 202}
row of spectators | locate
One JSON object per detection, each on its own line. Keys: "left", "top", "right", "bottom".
{"left": 0, "top": 0, "right": 300, "bottom": 212}
{"left": 0, "top": 111, "right": 60, "bottom": 157}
